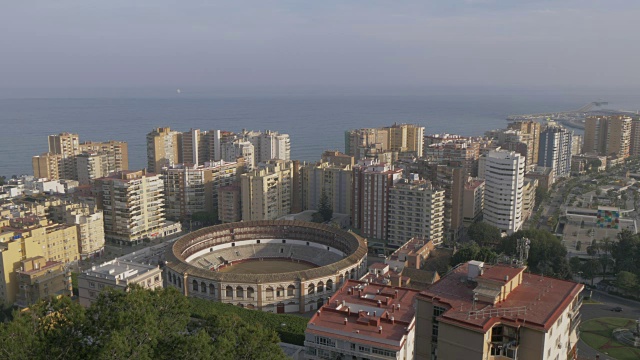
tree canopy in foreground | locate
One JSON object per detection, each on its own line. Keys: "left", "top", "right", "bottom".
{"left": 0, "top": 287, "right": 287, "bottom": 360}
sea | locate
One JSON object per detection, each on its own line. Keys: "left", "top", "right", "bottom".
{"left": 1, "top": 87, "right": 639, "bottom": 177}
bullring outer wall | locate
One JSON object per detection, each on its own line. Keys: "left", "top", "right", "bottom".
{"left": 164, "top": 220, "right": 368, "bottom": 313}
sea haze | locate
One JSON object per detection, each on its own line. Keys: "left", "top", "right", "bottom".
{"left": 1, "top": 88, "right": 638, "bottom": 177}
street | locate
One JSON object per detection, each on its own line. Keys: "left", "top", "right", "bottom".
{"left": 578, "top": 289, "right": 640, "bottom": 360}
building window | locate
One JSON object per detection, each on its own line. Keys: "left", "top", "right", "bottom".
{"left": 89, "top": 282, "right": 95, "bottom": 288}
{"left": 358, "top": 345, "right": 370, "bottom": 353}
{"left": 192, "top": 280, "right": 199, "bottom": 292}
{"left": 315, "top": 336, "right": 336, "bottom": 347}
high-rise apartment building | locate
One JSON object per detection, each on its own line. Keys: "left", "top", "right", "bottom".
{"left": 146, "top": 127, "right": 180, "bottom": 173}
{"left": 388, "top": 177, "right": 444, "bottom": 246}
{"left": 218, "top": 184, "right": 242, "bottom": 223}
{"left": 522, "top": 177, "right": 538, "bottom": 222}
{"left": 538, "top": 124, "right": 573, "bottom": 178}
{"left": 571, "top": 134, "right": 583, "bottom": 155}
{"left": 32, "top": 152, "right": 62, "bottom": 180}
{"left": 162, "top": 161, "right": 239, "bottom": 221}
{"left": 240, "top": 160, "right": 295, "bottom": 221}
{"left": 630, "top": 117, "right": 640, "bottom": 157}
{"left": 415, "top": 261, "right": 583, "bottom": 360}
{"left": 96, "top": 170, "right": 165, "bottom": 244}
{"left": 462, "top": 179, "right": 484, "bottom": 226}
{"left": 480, "top": 150, "right": 525, "bottom": 234}
{"left": 79, "top": 140, "right": 129, "bottom": 174}
{"left": 300, "top": 161, "right": 353, "bottom": 215}
{"left": 346, "top": 124, "right": 424, "bottom": 160}
{"left": 221, "top": 140, "right": 255, "bottom": 171}
{"left": 47, "top": 132, "right": 81, "bottom": 179}
{"left": 423, "top": 136, "right": 480, "bottom": 177}
{"left": 240, "top": 129, "right": 291, "bottom": 163}
{"left": 76, "top": 152, "right": 108, "bottom": 185}
{"left": 33, "top": 135, "right": 128, "bottom": 181}
{"left": 352, "top": 161, "right": 403, "bottom": 240}
{"left": 507, "top": 121, "right": 541, "bottom": 171}
{"left": 321, "top": 150, "right": 355, "bottom": 168}
{"left": 430, "top": 164, "right": 465, "bottom": 243}
{"left": 584, "top": 115, "right": 632, "bottom": 158}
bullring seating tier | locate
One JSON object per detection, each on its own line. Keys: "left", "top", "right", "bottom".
{"left": 192, "top": 243, "right": 344, "bottom": 270}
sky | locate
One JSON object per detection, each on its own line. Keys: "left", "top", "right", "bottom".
{"left": 1, "top": 0, "right": 639, "bottom": 93}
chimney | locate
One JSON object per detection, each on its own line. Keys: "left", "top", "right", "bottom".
{"left": 373, "top": 311, "right": 377, "bottom": 317}
{"left": 391, "top": 316, "right": 395, "bottom": 324}
{"left": 397, "top": 304, "right": 401, "bottom": 310}
{"left": 347, "top": 307, "right": 351, "bottom": 315}
{"left": 378, "top": 326, "right": 383, "bottom": 334}
{"left": 505, "top": 275, "right": 509, "bottom": 281}
{"left": 317, "top": 310, "right": 321, "bottom": 317}
{"left": 377, "top": 300, "right": 382, "bottom": 307}
{"left": 385, "top": 296, "right": 389, "bottom": 304}
{"left": 344, "top": 317, "right": 348, "bottom": 325}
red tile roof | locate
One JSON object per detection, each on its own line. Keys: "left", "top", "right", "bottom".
{"left": 419, "top": 263, "right": 583, "bottom": 333}
{"left": 306, "top": 279, "right": 420, "bottom": 350}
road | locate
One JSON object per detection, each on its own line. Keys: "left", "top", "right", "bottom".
{"left": 578, "top": 289, "right": 640, "bottom": 360}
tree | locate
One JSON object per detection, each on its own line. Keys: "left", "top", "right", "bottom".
{"left": 612, "top": 230, "right": 640, "bottom": 276}
{"left": 0, "top": 287, "right": 287, "bottom": 360}
{"left": 615, "top": 271, "right": 638, "bottom": 295}
{"left": 498, "top": 229, "right": 571, "bottom": 279}
{"left": 581, "top": 259, "right": 600, "bottom": 286}
{"left": 450, "top": 242, "right": 498, "bottom": 266}
{"left": 569, "top": 257, "right": 582, "bottom": 274}
{"left": 535, "top": 187, "right": 550, "bottom": 206}
{"left": 318, "top": 192, "right": 333, "bottom": 222}
{"left": 191, "top": 211, "right": 219, "bottom": 227}
{"left": 467, "top": 222, "right": 502, "bottom": 247}
{"left": 0, "top": 176, "right": 6, "bottom": 186}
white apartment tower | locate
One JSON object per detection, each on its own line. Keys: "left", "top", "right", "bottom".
{"left": 481, "top": 150, "right": 525, "bottom": 234}
{"left": 388, "top": 177, "right": 445, "bottom": 246}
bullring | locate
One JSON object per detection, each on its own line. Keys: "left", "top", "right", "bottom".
{"left": 164, "top": 220, "right": 368, "bottom": 313}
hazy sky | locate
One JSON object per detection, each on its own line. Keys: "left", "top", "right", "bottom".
{"left": 2, "top": 1, "right": 639, "bottom": 91}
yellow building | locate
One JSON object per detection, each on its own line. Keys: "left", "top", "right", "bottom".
{"left": 0, "top": 216, "right": 79, "bottom": 304}
{"left": 241, "top": 160, "right": 295, "bottom": 221}
{"left": 415, "top": 261, "right": 583, "bottom": 360}
{"left": 32, "top": 152, "right": 62, "bottom": 180}
{"left": 146, "top": 127, "right": 180, "bottom": 173}
{"left": 14, "top": 256, "right": 72, "bottom": 308}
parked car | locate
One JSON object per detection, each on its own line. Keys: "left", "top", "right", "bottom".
{"left": 612, "top": 307, "right": 623, "bottom": 312}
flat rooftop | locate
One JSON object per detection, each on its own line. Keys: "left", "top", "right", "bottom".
{"left": 306, "top": 279, "right": 419, "bottom": 351}
{"left": 82, "top": 259, "right": 159, "bottom": 282}
{"left": 419, "top": 263, "right": 582, "bottom": 332}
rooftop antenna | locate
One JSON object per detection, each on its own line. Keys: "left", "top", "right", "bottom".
{"left": 515, "top": 238, "right": 530, "bottom": 267}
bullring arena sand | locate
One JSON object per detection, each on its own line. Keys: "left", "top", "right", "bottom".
{"left": 216, "top": 258, "right": 317, "bottom": 274}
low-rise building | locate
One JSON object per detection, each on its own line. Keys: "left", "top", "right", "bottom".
{"left": 305, "top": 279, "right": 420, "bottom": 360}
{"left": 415, "top": 261, "right": 583, "bottom": 360}
{"left": 78, "top": 259, "right": 163, "bottom": 307}
{"left": 522, "top": 177, "right": 538, "bottom": 222}
{"left": 525, "top": 166, "right": 554, "bottom": 191}
{"left": 14, "top": 256, "right": 72, "bottom": 308}
{"left": 0, "top": 217, "right": 80, "bottom": 304}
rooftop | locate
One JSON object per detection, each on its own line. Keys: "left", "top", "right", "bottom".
{"left": 419, "top": 262, "right": 582, "bottom": 333}
{"left": 83, "top": 259, "right": 159, "bottom": 282}
{"left": 307, "top": 279, "right": 420, "bottom": 351}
